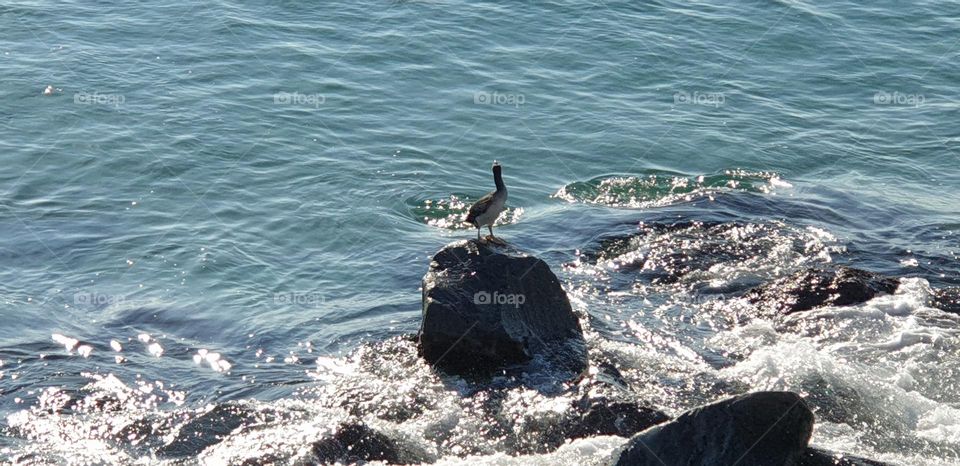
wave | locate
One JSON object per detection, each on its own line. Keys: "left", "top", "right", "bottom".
{"left": 554, "top": 170, "right": 792, "bottom": 209}
{"left": 408, "top": 194, "right": 524, "bottom": 230}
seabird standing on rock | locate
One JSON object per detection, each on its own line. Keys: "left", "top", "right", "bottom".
{"left": 466, "top": 161, "right": 508, "bottom": 244}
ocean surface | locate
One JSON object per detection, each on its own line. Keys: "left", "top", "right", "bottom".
{"left": 2, "top": 1, "right": 959, "bottom": 464}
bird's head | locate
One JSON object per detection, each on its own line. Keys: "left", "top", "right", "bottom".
{"left": 492, "top": 161, "right": 502, "bottom": 174}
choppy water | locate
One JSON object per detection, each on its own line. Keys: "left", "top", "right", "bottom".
{"left": 2, "top": 1, "right": 959, "bottom": 464}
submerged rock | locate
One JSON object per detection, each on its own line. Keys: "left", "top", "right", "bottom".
{"left": 931, "top": 287, "right": 960, "bottom": 314}
{"left": 312, "top": 421, "right": 433, "bottom": 465}
{"left": 563, "top": 396, "right": 670, "bottom": 440}
{"left": 418, "top": 239, "right": 587, "bottom": 375}
{"left": 515, "top": 395, "right": 671, "bottom": 455}
{"left": 799, "top": 448, "right": 893, "bottom": 466}
{"left": 614, "top": 391, "right": 814, "bottom": 466}
{"left": 559, "top": 361, "right": 670, "bottom": 441}
{"left": 580, "top": 220, "right": 825, "bottom": 289}
{"left": 467, "top": 359, "right": 673, "bottom": 454}
{"left": 746, "top": 267, "right": 900, "bottom": 316}
{"left": 156, "top": 403, "right": 257, "bottom": 458}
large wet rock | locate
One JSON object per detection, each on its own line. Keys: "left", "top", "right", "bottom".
{"left": 613, "top": 391, "right": 814, "bottom": 466}
{"left": 746, "top": 267, "right": 900, "bottom": 316}
{"left": 418, "top": 239, "right": 587, "bottom": 375}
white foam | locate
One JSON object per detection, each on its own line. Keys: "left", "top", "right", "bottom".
{"left": 51, "top": 333, "right": 79, "bottom": 352}
{"left": 873, "top": 327, "right": 938, "bottom": 351}
{"left": 715, "top": 307, "right": 960, "bottom": 465}
{"left": 769, "top": 176, "right": 793, "bottom": 188}
{"left": 901, "top": 258, "right": 919, "bottom": 267}
{"left": 147, "top": 342, "right": 163, "bottom": 357}
{"left": 434, "top": 436, "right": 626, "bottom": 466}
{"left": 917, "top": 404, "right": 960, "bottom": 443}
{"left": 868, "top": 277, "right": 933, "bottom": 317}
{"left": 192, "top": 349, "right": 232, "bottom": 372}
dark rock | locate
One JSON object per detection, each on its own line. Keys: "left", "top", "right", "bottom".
{"left": 799, "top": 375, "right": 862, "bottom": 425}
{"left": 507, "top": 361, "right": 670, "bottom": 454}
{"left": 799, "top": 447, "right": 893, "bottom": 466}
{"left": 565, "top": 396, "right": 670, "bottom": 439}
{"left": 515, "top": 395, "right": 670, "bottom": 455}
{"left": 932, "top": 287, "right": 960, "bottom": 314}
{"left": 589, "top": 359, "right": 631, "bottom": 392}
{"left": 614, "top": 391, "right": 814, "bottom": 466}
{"left": 562, "top": 362, "right": 669, "bottom": 440}
{"left": 312, "top": 421, "right": 432, "bottom": 465}
{"left": 156, "top": 403, "right": 256, "bottom": 458}
{"left": 583, "top": 221, "right": 809, "bottom": 288}
{"left": 418, "top": 239, "right": 587, "bottom": 375}
{"left": 746, "top": 267, "right": 900, "bottom": 316}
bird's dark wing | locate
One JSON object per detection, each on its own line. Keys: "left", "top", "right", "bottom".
{"left": 465, "top": 191, "right": 495, "bottom": 225}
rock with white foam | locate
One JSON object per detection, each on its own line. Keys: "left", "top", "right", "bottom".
{"left": 312, "top": 421, "right": 435, "bottom": 465}
{"left": 745, "top": 267, "right": 900, "bottom": 316}
{"left": 931, "top": 287, "right": 960, "bottom": 314}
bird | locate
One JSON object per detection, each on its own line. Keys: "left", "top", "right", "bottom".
{"left": 465, "top": 161, "right": 508, "bottom": 244}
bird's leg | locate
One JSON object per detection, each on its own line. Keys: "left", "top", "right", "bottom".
{"left": 487, "top": 225, "right": 506, "bottom": 245}
{"left": 477, "top": 227, "right": 482, "bottom": 242}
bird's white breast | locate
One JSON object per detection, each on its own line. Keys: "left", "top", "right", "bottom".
{"left": 475, "top": 191, "right": 507, "bottom": 227}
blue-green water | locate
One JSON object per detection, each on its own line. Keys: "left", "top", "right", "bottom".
{"left": 2, "top": 1, "right": 959, "bottom": 464}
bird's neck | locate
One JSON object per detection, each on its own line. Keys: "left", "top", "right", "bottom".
{"left": 494, "top": 170, "right": 505, "bottom": 191}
